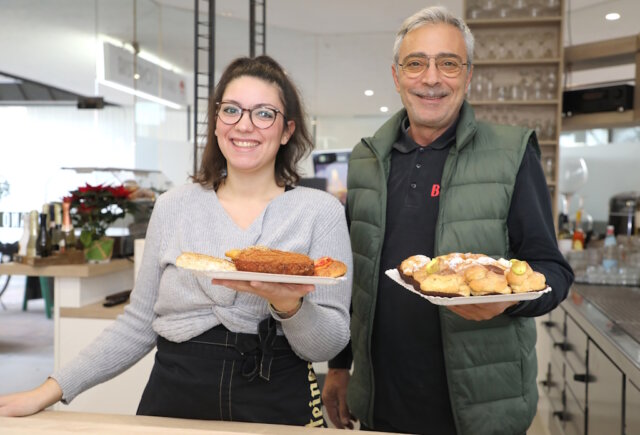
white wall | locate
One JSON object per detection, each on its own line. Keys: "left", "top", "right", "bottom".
{"left": 558, "top": 141, "right": 640, "bottom": 223}
{"left": 0, "top": 105, "right": 136, "bottom": 242}
{"left": 134, "top": 104, "right": 192, "bottom": 186}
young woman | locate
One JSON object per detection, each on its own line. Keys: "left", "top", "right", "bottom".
{"left": 0, "top": 56, "right": 352, "bottom": 428}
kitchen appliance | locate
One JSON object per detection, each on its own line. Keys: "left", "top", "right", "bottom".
{"left": 562, "top": 84, "right": 634, "bottom": 116}
{"left": 608, "top": 191, "right": 640, "bottom": 236}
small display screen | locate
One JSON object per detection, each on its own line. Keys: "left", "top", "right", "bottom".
{"left": 312, "top": 151, "right": 350, "bottom": 205}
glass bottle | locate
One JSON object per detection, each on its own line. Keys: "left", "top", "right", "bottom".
{"left": 572, "top": 208, "right": 585, "bottom": 251}
{"left": 36, "top": 212, "right": 51, "bottom": 257}
{"left": 50, "top": 202, "right": 62, "bottom": 252}
{"left": 61, "top": 199, "right": 76, "bottom": 252}
{"left": 18, "top": 213, "right": 30, "bottom": 257}
{"left": 26, "top": 211, "right": 39, "bottom": 258}
{"left": 602, "top": 225, "right": 618, "bottom": 272}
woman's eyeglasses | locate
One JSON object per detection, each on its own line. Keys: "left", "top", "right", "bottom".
{"left": 216, "top": 102, "right": 285, "bottom": 129}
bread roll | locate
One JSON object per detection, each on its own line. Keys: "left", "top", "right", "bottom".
{"left": 176, "top": 252, "right": 237, "bottom": 271}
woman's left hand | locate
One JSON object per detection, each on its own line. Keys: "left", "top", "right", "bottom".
{"left": 211, "top": 279, "right": 314, "bottom": 313}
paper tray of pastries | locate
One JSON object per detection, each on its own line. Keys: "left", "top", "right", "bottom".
{"left": 385, "top": 269, "right": 550, "bottom": 306}
{"left": 386, "top": 252, "right": 551, "bottom": 306}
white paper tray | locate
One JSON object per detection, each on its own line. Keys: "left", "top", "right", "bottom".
{"left": 385, "top": 269, "right": 551, "bottom": 306}
{"left": 187, "top": 269, "right": 346, "bottom": 285}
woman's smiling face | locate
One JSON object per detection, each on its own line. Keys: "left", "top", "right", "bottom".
{"left": 215, "top": 75, "right": 294, "bottom": 178}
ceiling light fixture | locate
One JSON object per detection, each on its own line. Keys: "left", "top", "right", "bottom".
{"left": 98, "top": 34, "right": 183, "bottom": 74}
{"left": 364, "top": 90, "right": 374, "bottom": 96}
{"left": 380, "top": 106, "right": 389, "bottom": 113}
{"left": 96, "top": 40, "right": 183, "bottom": 109}
{"left": 605, "top": 12, "right": 620, "bottom": 21}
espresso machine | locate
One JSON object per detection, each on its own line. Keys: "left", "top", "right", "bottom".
{"left": 608, "top": 191, "right": 640, "bottom": 236}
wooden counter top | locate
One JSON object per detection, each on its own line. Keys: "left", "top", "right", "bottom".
{"left": 0, "top": 410, "right": 366, "bottom": 434}
{"left": 0, "top": 258, "right": 133, "bottom": 278}
{"left": 60, "top": 299, "right": 128, "bottom": 319}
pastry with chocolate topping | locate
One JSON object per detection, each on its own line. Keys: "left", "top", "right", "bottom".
{"left": 413, "top": 257, "right": 471, "bottom": 297}
{"left": 463, "top": 263, "right": 510, "bottom": 296}
{"left": 397, "top": 255, "right": 431, "bottom": 284}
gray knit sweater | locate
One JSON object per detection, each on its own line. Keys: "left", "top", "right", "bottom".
{"left": 52, "top": 183, "right": 353, "bottom": 403}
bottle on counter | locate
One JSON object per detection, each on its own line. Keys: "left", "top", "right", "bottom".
{"left": 60, "top": 198, "right": 76, "bottom": 252}
{"left": 26, "top": 210, "right": 38, "bottom": 258}
{"left": 602, "top": 225, "right": 618, "bottom": 272}
{"left": 50, "top": 202, "right": 62, "bottom": 252}
{"left": 36, "top": 212, "right": 51, "bottom": 257}
{"left": 18, "top": 213, "right": 30, "bottom": 257}
{"left": 572, "top": 208, "right": 585, "bottom": 251}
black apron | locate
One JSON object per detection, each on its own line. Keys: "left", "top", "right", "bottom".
{"left": 137, "top": 317, "right": 325, "bottom": 427}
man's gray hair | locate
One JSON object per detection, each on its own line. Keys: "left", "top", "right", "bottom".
{"left": 393, "top": 6, "right": 474, "bottom": 72}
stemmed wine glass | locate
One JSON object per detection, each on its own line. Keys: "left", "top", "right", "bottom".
{"left": 559, "top": 157, "right": 589, "bottom": 221}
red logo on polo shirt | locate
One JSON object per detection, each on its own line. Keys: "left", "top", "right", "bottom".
{"left": 431, "top": 184, "right": 440, "bottom": 197}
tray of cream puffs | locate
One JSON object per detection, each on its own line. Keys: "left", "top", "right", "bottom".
{"left": 385, "top": 253, "right": 551, "bottom": 306}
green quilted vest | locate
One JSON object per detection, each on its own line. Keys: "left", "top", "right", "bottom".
{"left": 347, "top": 101, "right": 539, "bottom": 435}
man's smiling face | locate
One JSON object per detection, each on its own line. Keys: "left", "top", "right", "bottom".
{"left": 392, "top": 23, "right": 472, "bottom": 143}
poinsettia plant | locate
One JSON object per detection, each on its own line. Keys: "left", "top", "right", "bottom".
{"left": 66, "top": 183, "right": 133, "bottom": 248}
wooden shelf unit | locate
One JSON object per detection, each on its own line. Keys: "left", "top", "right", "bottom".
{"left": 474, "top": 58, "right": 562, "bottom": 66}
{"left": 464, "top": 0, "right": 564, "bottom": 217}
{"left": 469, "top": 100, "right": 559, "bottom": 106}
{"left": 562, "top": 33, "right": 640, "bottom": 130}
{"left": 465, "top": 16, "right": 561, "bottom": 28}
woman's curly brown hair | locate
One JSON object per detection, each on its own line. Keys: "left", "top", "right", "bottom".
{"left": 193, "top": 56, "right": 313, "bottom": 190}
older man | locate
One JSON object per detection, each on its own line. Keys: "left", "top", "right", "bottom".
{"left": 322, "top": 6, "right": 573, "bottom": 435}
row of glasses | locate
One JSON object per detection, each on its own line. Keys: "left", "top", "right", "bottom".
{"left": 469, "top": 68, "right": 558, "bottom": 102}
{"left": 467, "top": 0, "right": 560, "bottom": 20}
{"left": 473, "top": 106, "right": 557, "bottom": 141}
{"left": 475, "top": 31, "right": 557, "bottom": 60}
{"left": 567, "top": 236, "right": 640, "bottom": 285}
{"left": 584, "top": 264, "right": 640, "bottom": 286}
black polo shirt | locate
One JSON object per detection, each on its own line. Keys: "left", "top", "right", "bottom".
{"left": 371, "top": 117, "right": 457, "bottom": 434}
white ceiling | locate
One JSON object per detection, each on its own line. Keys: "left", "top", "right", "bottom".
{"left": 1, "top": 0, "right": 639, "bottom": 116}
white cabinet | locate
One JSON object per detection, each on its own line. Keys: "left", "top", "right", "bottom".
{"left": 565, "top": 315, "right": 588, "bottom": 410}
{"left": 538, "top": 300, "right": 640, "bottom": 435}
{"left": 55, "top": 316, "right": 154, "bottom": 415}
{"left": 588, "top": 342, "right": 624, "bottom": 435}
{"left": 626, "top": 379, "right": 640, "bottom": 435}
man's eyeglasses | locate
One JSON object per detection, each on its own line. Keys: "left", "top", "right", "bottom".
{"left": 398, "top": 54, "right": 469, "bottom": 78}
{"left": 215, "top": 101, "right": 285, "bottom": 129}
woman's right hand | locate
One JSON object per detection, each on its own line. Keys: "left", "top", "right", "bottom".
{"left": 0, "top": 378, "right": 63, "bottom": 417}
